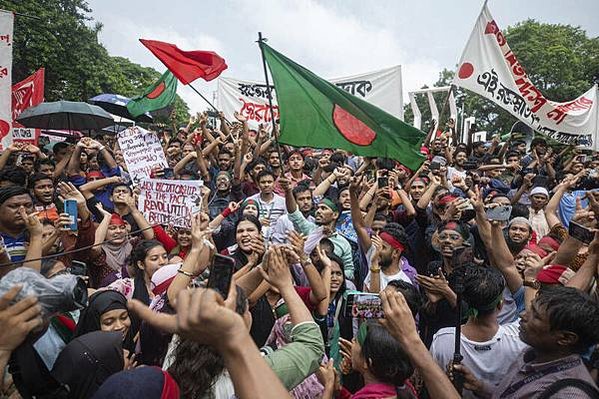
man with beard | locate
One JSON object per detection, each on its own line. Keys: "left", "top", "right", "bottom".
{"left": 457, "top": 286, "right": 599, "bottom": 398}
{"left": 447, "top": 150, "right": 467, "bottom": 189}
{"left": 207, "top": 171, "right": 242, "bottom": 220}
{"left": 284, "top": 187, "right": 354, "bottom": 280}
{"left": 505, "top": 217, "right": 533, "bottom": 255}
{"left": 29, "top": 173, "right": 59, "bottom": 223}
{"left": 363, "top": 223, "right": 416, "bottom": 292}
{"left": 267, "top": 149, "right": 283, "bottom": 178}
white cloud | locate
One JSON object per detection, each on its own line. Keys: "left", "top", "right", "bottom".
{"left": 94, "top": 0, "right": 442, "bottom": 113}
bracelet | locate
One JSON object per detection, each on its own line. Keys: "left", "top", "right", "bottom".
{"left": 98, "top": 145, "right": 106, "bottom": 152}
{"left": 177, "top": 268, "right": 195, "bottom": 278}
{"left": 301, "top": 258, "right": 312, "bottom": 267}
{"left": 370, "top": 266, "right": 381, "bottom": 273}
{"left": 221, "top": 207, "right": 233, "bottom": 218}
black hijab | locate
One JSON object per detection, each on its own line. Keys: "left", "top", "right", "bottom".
{"left": 51, "top": 331, "right": 124, "bottom": 399}
{"left": 74, "top": 290, "right": 128, "bottom": 338}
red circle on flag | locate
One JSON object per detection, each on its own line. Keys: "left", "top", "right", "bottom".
{"left": 332, "top": 104, "right": 376, "bottom": 146}
{"left": 147, "top": 82, "right": 166, "bottom": 99}
{"left": 458, "top": 62, "right": 474, "bottom": 79}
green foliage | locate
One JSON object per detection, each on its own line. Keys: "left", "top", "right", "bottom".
{"left": 405, "top": 20, "right": 599, "bottom": 137}
{"left": 3, "top": 0, "right": 190, "bottom": 125}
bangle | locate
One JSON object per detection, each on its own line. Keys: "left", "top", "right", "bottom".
{"left": 177, "top": 268, "right": 195, "bottom": 278}
{"left": 301, "top": 258, "right": 312, "bottom": 267}
{"left": 98, "top": 145, "right": 106, "bottom": 151}
{"left": 370, "top": 266, "right": 381, "bottom": 273}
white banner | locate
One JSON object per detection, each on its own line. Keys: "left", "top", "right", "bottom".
{"left": 453, "top": 4, "right": 599, "bottom": 148}
{"left": 217, "top": 65, "right": 403, "bottom": 127}
{"left": 0, "top": 11, "right": 13, "bottom": 151}
{"left": 117, "top": 126, "right": 168, "bottom": 185}
{"left": 137, "top": 179, "right": 203, "bottom": 228}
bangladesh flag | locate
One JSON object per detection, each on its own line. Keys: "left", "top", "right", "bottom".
{"left": 127, "top": 71, "right": 178, "bottom": 117}
{"left": 261, "top": 43, "right": 426, "bottom": 170}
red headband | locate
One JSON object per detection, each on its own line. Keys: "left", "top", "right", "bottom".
{"left": 110, "top": 213, "right": 125, "bottom": 226}
{"left": 438, "top": 195, "right": 457, "bottom": 206}
{"left": 379, "top": 232, "right": 405, "bottom": 252}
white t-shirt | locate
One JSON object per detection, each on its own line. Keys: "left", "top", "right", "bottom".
{"left": 430, "top": 321, "right": 528, "bottom": 398}
{"left": 363, "top": 245, "right": 413, "bottom": 291}
{"left": 248, "top": 193, "right": 287, "bottom": 226}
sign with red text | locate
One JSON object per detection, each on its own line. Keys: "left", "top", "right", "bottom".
{"left": 12, "top": 68, "right": 44, "bottom": 145}
{"left": 454, "top": 4, "right": 599, "bottom": 148}
{"left": 117, "top": 126, "right": 168, "bottom": 184}
{"left": 137, "top": 179, "right": 203, "bottom": 228}
{"left": 0, "top": 11, "right": 13, "bottom": 150}
{"left": 217, "top": 66, "right": 403, "bottom": 128}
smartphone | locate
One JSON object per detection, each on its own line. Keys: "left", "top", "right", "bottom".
{"left": 343, "top": 293, "right": 384, "bottom": 319}
{"left": 486, "top": 205, "right": 513, "bottom": 221}
{"left": 578, "top": 155, "right": 588, "bottom": 163}
{"left": 70, "top": 260, "right": 87, "bottom": 276}
{"left": 163, "top": 168, "right": 175, "bottom": 179}
{"left": 207, "top": 254, "right": 235, "bottom": 299}
{"left": 569, "top": 221, "right": 595, "bottom": 245}
{"left": 63, "top": 199, "right": 78, "bottom": 231}
{"left": 377, "top": 170, "right": 388, "bottom": 188}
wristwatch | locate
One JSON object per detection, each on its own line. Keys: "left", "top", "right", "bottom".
{"left": 523, "top": 279, "right": 541, "bottom": 289}
{"left": 370, "top": 266, "right": 381, "bottom": 273}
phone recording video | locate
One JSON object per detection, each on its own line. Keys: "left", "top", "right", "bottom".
{"left": 344, "top": 293, "right": 384, "bottom": 319}
{"left": 207, "top": 254, "right": 235, "bottom": 299}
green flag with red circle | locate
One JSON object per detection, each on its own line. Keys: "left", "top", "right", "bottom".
{"left": 127, "top": 71, "right": 178, "bottom": 118}
{"left": 262, "top": 43, "right": 426, "bottom": 170}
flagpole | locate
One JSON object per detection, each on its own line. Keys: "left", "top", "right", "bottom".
{"left": 187, "top": 83, "right": 219, "bottom": 113}
{"left": 256, "top": 32, "right": 283, "bottom": 159}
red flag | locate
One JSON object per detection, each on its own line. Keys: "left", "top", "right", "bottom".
{"left": 12, "top": 68, "right": 45, "bottom": 145}
{"left": 140, "top": 39, "right": 227, "bottom": 84}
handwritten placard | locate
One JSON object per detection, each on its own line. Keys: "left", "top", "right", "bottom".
{"left": 137, "top": 179, "right": 203, "bottom": 228}
{"left": 117, "top": 126, "right": 168, "bottom": 184}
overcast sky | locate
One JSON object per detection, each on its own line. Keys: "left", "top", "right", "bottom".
{"left": 87, "top": 0, "right": 599, "bottom": 114}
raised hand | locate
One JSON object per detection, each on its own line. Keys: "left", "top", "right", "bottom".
{"left": 0, "top": 286, "right": 43, "bottom": 354}
{"left": 19, "top": 207, "right": 42, "bottom": 237}
{"left": 234, "top": 111, "right": 247, "bottom": 122}
{"left": 57, "top": 181, "right": 86, "bottom": 206}
{"left": 259, "top": 246, "right": 292, "bottom": 290}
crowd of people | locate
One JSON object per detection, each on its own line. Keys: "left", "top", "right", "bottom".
{"left": 1, "top": 111, "right": 599, "bottom": 399}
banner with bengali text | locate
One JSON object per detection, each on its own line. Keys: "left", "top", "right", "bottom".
{"left": 12, "top": 68, "right": 45, "bottom": 145}
{"left": 0, "top": 11, "right": 13, "bottom": 151}
{"left": 453, "top": 4, "right": 599, "bottom": 148}
{"left": 217, "top": 65, "right": 403, "bottom": 128}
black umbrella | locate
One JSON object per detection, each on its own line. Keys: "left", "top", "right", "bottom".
{"left": 89, "top": 93, "right": 153, "bottom": 123}
{"left": 16, "top": 101, "right": 114, "bottom": 131}
{"left": 101, "top": 123, "right": 128, "bottom": 135}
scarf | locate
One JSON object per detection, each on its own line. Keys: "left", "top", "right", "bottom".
{"left": 102, "top": 240, "right": 133, "bottom": 272}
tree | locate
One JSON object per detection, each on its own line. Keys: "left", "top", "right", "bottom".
{"left": 5, "top": 0, "right": 190, "bottom": 125}
{"left": 405, "top": 20, "right": 599, "bottom": 137}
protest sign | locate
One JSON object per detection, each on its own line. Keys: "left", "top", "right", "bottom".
{"left": 137, "top": 179, "right": 203, "bottom": 228}
{"left": 0, "top": 11, "right": 13, "bottom": 151}
{"left": 217, "top": 65, "right": 403, "bottom": 127}
{"left": 454, "top": 4, "right": 599, "bottom": 148}
{"left": 12, "top": 68, "right": 45, "bottom": 145}
{"left": 117, "top": 126, "right": 168, "bottom": 184}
